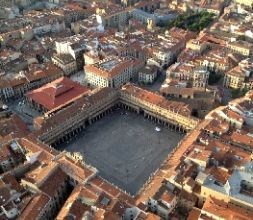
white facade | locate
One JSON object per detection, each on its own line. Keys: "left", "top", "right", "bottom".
{"left": 138, "top": 66, "right": 158, "bottom": 84}
{"left": 147, "top": 196, "right": 177, "bottom": 220}
{"left": 86, "top": 64, "right": 133, "bottom": 88}
{"left": 193, "top": 68, "right": 209, "bottom": 88}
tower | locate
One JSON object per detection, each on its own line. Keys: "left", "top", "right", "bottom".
{"left": 147, "top": 18, "right": 154, "bottom": 31}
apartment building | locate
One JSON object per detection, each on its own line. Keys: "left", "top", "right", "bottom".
{"left": 119, "top": 84, "right": 199, "bottom": 132}
{"left": 166, "top": 62, "right": 209, "bottom": 88}
{"left": 227, "top": 40, "right": 253, "bottom": 57}
{"left": 131, "top": 9, "right": 157, "bottom": 25}
{"left": 85, "top": 56, "right": 144, "bottom": 88}
{"left": 186, "top": 39, "right": 209, "bottom": 54}
{"left": 0, "top": 63, "right": 64, "bottom": 101}
{"left": 148, "top": 28, "right": 197, "bottom": 68}
{"left": 138, "top": 65, "right": 158, "bottom": 84}
{"left": 96, "top": 4, "right": 128, "bottom": 29}
{"left": 223, "top": 58, "right": 253, "bottom": 89}
{"left": 0, "top": 141, "right": 26, "bottom": 173}
{"left": 200, "top": 49, "right": 241, "bottom": 74}
{"left": 147, "top": 186, "right": 178, "bottom": 219}
{"left": 52, "top": 54, "right": 77, "bottom": 76}
{"left": 192, "top": 67, "right": 210, "bottom": 88}
{"left": 55, "top": 35, "right": 87, "bottom": 70}
{"left": 0, "top": 174, "right": 27, "bottom": 219}
{"left": 199, "top": 161, "right": 253, "bottom": 211}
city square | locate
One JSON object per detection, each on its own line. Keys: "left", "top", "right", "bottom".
{"left": 2, "top": 0, "right": 253, "bottom": 218}
{"left": 58, "top": 109, "right": 183, "bottom": 195}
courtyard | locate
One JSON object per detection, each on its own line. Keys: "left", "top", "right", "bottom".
{"left": 58, "top": 109, "right": 183, "bottom": 195}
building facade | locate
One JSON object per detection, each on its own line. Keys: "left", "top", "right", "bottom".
{"left": 52, "top": 54, "right": 77, "bottom": 76}
{"left": 34, "top": 84, "right": 198, "bottom": 146}
{"left": 85, "top": 57, "right": 144, "bottom": 88}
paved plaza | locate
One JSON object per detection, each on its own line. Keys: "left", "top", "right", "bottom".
{"left": 59, "top": 110, "right": 183, "bottom": 195}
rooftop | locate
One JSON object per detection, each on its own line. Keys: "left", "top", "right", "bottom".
{"left": 26, "top": 77, "right": 90, "bottom": 111}
{"left": 201, "top": 196, "right": 253, "bottom": 220}
{"left": 121, "top": 83, "right": 194, "bottom": 118}
{"left": 85, "top": 57, "right": 134, "bottom": 78}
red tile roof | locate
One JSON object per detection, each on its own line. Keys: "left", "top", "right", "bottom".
{"left": 26, "top": 77, "right": 90, "bottom": 111}
{"left": 202, "top": 196, "right": 253, "bottom": 220}
{"left": 17, "top": 193, "right": 50, "bottom": 220}
{"left": 85, "top": 58, "right": 134, "bottom": 79}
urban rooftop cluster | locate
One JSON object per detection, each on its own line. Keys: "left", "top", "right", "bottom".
{"left": 1, "top": 0, "right": 253, "bottom": 219}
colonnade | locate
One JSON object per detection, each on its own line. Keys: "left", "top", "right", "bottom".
{"left": 50, "top": 106, "right": 115, "bottom": 147}
{"left": 88, "top": 108, "right": 113, "bottom": 124}
{"left": 51, "top": 124, "right": 86, "bottom": 147}
{"left": 118, "top": 102, "right": 140, "bottom": 114}
{"left": 143, "top": 112, "right": 186, "bottom": 133}
{"left": 119, "top": 102, "right": 187, "bottom": 133}
{"left": 49, "top": 101, "right": 187, "bottom": 147}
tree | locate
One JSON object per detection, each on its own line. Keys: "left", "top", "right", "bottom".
{"left": 241, "top": 87, "right": 249, "bottom": 96}
{"left": 208, "top": 71, "right": 222, "bottom": 85}
{"left": 237, "top": 35, "right": 246, "bottom": 41}
{"left": 231, "top": 88, "right": 240, "bottom": 99}
{"left": 159, "top": 11, "right": 215, "bottom": 32}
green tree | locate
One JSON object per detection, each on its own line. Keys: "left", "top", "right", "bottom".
{"left": 231, "top": 88, "right": 240, "bottom": 98}
{"left": 159, "top": 11, "right": 215, "bottom": 32}
{"left": 241, "top": 87, "right": 249, "bottom": 96}
{"left": 208, "top": 71, "right": 222, "bottom": 85}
